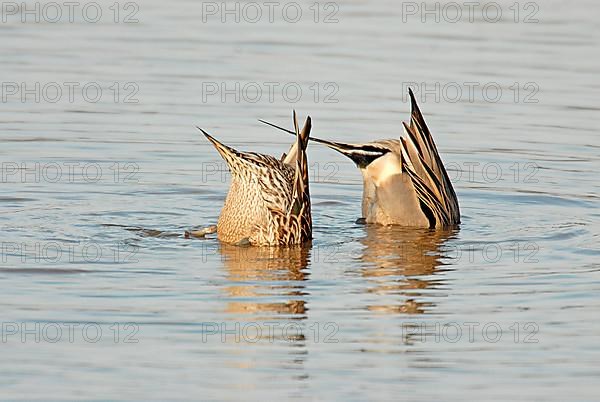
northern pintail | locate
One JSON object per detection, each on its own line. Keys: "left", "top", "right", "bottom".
{"left": 260, "top": 90, "right": 459, "bottom": 228}
{"left": 197, "top": 112, "right": 313, "bottom": 245}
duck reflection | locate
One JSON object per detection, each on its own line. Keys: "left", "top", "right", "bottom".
{"left": 215, "top": 244, "right": 310, "bottom": 376}
{"left": 359, "top": 225, "right": 457, "bottom": 314}
{"left": 218, "top": 243, "right": 310, "bottom": 318}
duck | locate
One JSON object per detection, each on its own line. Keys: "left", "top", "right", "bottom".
{"left": 259, "top": 89, "right": 459, "bottom": 228}
{"left": 194, "top": 112, "right": 312, "bottom": 246}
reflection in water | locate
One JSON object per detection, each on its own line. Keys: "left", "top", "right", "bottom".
{"left": 219, "top": 244, "right": 310, "bottom": 318}
{"left": 360, "top": 226, "right": 457, "bottom": 314}
{"left": 213, "top": 244, "right": 311, "bottom": 378}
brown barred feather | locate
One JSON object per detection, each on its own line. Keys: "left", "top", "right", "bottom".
{"left": 198, "top": 113, "right": 312, "bottom": 246}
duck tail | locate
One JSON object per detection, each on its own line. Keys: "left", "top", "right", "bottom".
{"left": 197, "top": 126, "right": 244, "bottom": 173}
{"left": 291, "top": 111, "right": 312, "bottom": 241}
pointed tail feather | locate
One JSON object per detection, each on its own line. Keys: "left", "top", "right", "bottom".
{"left": 259, "top": 118, "right": 388, "bottom": 168}
{"left": 198, "top": 127, "right": 235, "bottom": 161}
{"left": 408, "top": 88, "right": 436, "bottom": 150}
{"left": 290, "top": 113, "right": 312, "bottom": 241}
{"left": 259, "top": 118, "right": 343, "bottom": 149}
{"left": 404, "top": 89, "right": 460, "bottom": 224}
{"left": 197, "top": 126, "right": 247, "bottom": 174}
{"left": 279, "top": 112, "right": 301, "bottom": 165}
{"left": 293, "top": 114, "right": 311, "bottom": 211}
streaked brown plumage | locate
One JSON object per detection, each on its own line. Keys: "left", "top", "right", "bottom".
{"left": 199, "top": 112, "right": 312, "bottom": 246}
{"left": 260, "top": 89, "right": 460, "bottom": 228}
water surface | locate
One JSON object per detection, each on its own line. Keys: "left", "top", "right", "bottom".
{"left": 1, "top": 0, "right": 599, "bottom": 400}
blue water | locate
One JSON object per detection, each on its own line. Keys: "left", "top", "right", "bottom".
{"left": 1, "top": 0, "right": 599, "bottom": 400}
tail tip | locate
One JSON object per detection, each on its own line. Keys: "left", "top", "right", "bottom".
{"left": 196, "top": 126, "right": 223, "bottom": 150}
{"left": 407, "top": 87, "right": 421, "bottom": 113}
{"left": 195, "top": 126, "right": 211, "bottom": 139}
{"left": 304, "top": 115, "right": 312, "bottom": 131}
{"left": 299, "top": 115, "right": 312, "bottom": 148}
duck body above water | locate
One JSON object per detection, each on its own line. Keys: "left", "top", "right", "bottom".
{"left": 200, "top": 112, "right": 313, "bottom": 246}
